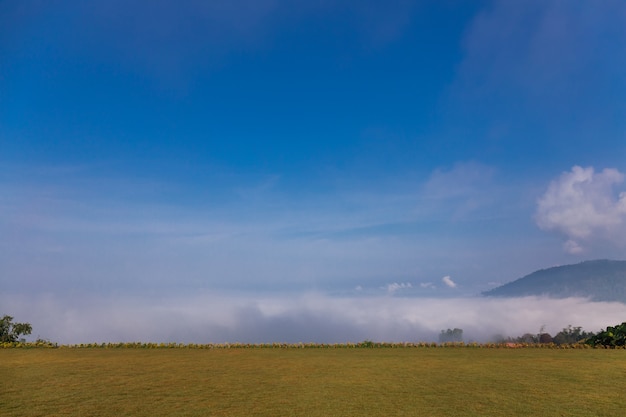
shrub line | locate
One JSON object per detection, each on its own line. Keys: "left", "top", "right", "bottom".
{"left": 3, "top": 341, "right": 619, "bottom": 349}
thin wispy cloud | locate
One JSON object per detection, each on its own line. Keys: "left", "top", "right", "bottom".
{"left": 421, "top": 162, "right": 498, "bottom": 221}
{"left": 454, "top": 0, "right": 626, "bottom": 127}
{"left": 0, "top": 0, "right": 421, "bottom": 91}
{"left": 423, "top": 162, "right": 495, "bottom": 200}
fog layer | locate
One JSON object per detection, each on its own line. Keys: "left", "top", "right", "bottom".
{"left": 4, "top": 293, "right": 625, "bottom": 344}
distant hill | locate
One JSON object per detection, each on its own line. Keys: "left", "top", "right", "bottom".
{"left": 483, "top": 260, "right": 626, "bottom": 303}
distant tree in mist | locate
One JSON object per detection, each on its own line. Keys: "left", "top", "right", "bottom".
{"left": 497, "top": 325, "right": 596, "bottom": 345}
{"left": 439, "top": 328, "right": 463, "bottom": 343}
{"left": 538, "top": 333, "right": 553, "bottom": 344}
{"left": 552, "top": 325, "right": 595, "bottom": 345}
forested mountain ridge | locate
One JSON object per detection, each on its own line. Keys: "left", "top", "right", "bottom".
{"left": 483, "top": 260, "right": 626, "bottom": 303}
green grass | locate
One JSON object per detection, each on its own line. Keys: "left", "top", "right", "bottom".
{"left": 2, "top": 348, "right": 625, "bottom": 416}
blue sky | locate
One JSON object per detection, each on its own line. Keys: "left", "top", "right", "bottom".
{"left": 2, "top": 1, "right": 626, "bottom": 343}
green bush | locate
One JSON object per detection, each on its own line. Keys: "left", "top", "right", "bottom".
{"left": 586, "top": 322, "right": 626, "bottom": 348}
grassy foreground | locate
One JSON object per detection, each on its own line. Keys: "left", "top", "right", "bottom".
{"left": 2, "top": 348, "right": 625, "bottom": 416}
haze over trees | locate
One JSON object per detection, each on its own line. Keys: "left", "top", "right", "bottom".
{"left": 439, "top": 328, "right": 463, "bottom": 343}
{"left": 3, "top": 311, "right": 626, "bottom": 348}
{"left": 498, "top": 326, "right": 595, "bottom": 345}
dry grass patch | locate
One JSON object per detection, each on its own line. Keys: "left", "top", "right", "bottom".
{"left": 2, "top": 348, "right": 625, "bottom": 416}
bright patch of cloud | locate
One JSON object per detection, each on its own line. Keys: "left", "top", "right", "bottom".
{"left": 420, "top": 282, "right": 435, "bottom": 289}
{"left": 535, "top": 166, "right": 626, "bottom": 253}
{"left": 563, "top": 239, "right": 583, "bottom": 255}
{"left": 385, "top": 282, "right": 412, "bottom": 295}
{"left": 442, "top": 276, "right": 457, "bottom": 288}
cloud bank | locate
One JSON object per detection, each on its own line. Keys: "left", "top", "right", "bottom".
{"left": 3, "top": 292, "right": 625, "bottom": 345}
{"left": 535, "top": 166, "right": 626, "bottom": 253}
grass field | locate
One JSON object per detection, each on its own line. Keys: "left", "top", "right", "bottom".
{"left": 2, "top": 348, "right": 625, "bottom": 416}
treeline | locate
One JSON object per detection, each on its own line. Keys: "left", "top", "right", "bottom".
{"left": 443, "top": 323, "right": 626, "bottom": 348}
{"left": 499, "top": 325, "right": 596, "bottom": 345}
{"left": 0, "top": 341, "right": 613, "bottom": 349}
{"left": 500, "top": 323, "right": 626, "bottom": 348}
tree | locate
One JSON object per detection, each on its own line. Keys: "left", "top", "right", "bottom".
{"left": 516, "top": 333, "right": 539, "bottom": 344}
{"left": 439, "top": 328, "right": 463, "bottom": 343}
{"left": 538, "top": 333, "right": 553, "bottom": 344}
{"left": 586, "top": 322, "right": 626, "bottom": 348}
{"left": 0, "top": 315, "right": 33, "bottom": 343}
{"left": 552, "top": 325, "right": 595, "bottom": 345}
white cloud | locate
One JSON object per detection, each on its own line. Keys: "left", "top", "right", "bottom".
{"left": 535, "top": 166, "right": 626, "bottom": 252}
{"left": 420, "top": 282, "right": 435, "bottom": 289}
{"left": 385, "top": 282, "right": 412, "bottom": 295}
{"left": 563, "top": 239, "right": 583, "bottom": 255}
{"left": 442, "top": 276, "right": 457, "bottom": 289}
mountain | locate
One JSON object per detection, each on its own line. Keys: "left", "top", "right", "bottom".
{"left": 483, "top": 260, "right": 626, "bottom": 303}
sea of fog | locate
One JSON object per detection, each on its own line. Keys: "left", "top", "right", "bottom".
{"left": 3, "top": 292, "right": 626, "bottom": 344}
